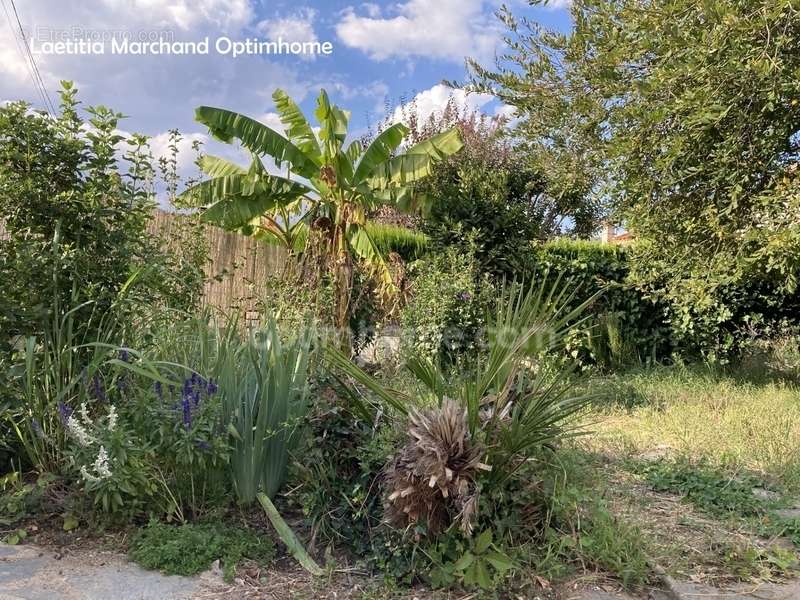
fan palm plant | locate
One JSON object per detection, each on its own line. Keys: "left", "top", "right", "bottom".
{"left": 327, "top": 274, "right": 603, "bottom": 534}
{"left": 178, "top": 89, "right": 463, "bottom": 330}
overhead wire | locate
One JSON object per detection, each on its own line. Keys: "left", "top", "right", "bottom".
{"left": 1, "top": 0, "right": 56, "bottom": 115}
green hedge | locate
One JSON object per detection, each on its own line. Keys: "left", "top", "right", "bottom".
{"left": 366, "top": 223, "right": 429, "bottom": 262}
{"left": 530, "top": 240, "right": 671, "bottom": 368}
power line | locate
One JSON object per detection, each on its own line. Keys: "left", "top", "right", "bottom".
{"left": 0, "top": 0, "right": 48, "bottom": 111}
{"left": 1, "top": 0, "right": 55, "bottom": 115}
{"left": 9, "top": 0, "right": 56, "bottom": 114}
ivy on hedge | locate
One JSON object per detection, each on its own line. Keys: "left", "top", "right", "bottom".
{"left": 530, "top": 240, "right": 672, "bottom": 368}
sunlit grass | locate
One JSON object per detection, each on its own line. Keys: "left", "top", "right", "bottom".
{"left": 586, "top": 366, "right": 800, "bottom": 493}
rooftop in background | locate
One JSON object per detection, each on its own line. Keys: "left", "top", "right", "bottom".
{"left": 599, "top": 222, "right": 634, "bottom": 245}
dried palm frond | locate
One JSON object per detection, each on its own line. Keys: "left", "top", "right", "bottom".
{"left": 383, "top": 399, "right": 490, "bottom": 536}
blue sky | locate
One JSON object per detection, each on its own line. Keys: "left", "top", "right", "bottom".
{"left": 1, "top": 0, "right": 571, "bottom": 178}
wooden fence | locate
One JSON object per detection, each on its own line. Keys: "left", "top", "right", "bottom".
{"left": 147, "top": 210, "right": 286, "bottom": 315}
{"left": 1, "top": 211, "right": 287, "bottom": 316}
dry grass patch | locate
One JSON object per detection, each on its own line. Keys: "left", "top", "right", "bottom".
{"left": 585, "top": 367, "right": 800, "bottom": 493}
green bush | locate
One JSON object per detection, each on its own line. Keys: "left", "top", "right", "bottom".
{"left": 532, "top": 239, "right": 671, "bottom": 368}
{"left": 533, "top": 239, "right": 800, "bottom": 365}
{"left": 0, "top": 84, "right": 205, "bottom": 348}
{"left": 629, "top": 238, "right": 800, "bottom": 363}
{"left": 0, "top": 85, "right": 207, "bottom": 473}
{"left": 128, "top": 520, "right": 275, "bottom": 580}
{"left": 399, "top": 244, "right": 494, "bottom": 365}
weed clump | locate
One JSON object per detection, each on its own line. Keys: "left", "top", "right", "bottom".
{"left": 128, "top": 520, "right": 275, "bottom": 580}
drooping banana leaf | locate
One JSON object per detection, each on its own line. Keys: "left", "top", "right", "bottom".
{"left": 346, "top": 223, "right": 394, "bottom": 288}
{"left": 201, "top": 195, "right": 276, "bottom": 230}
{"left": 257, "top": 493, "right": 323, "bottom": 576}
{"left": 353, "top": 123, "right": 409, "bottom": 182}
{"left": 195, "top": 106, "right": 321, "bottom": 179}
{"left": 202, "top": 180, "right": 310, "bottom": 231}
{"left": 180, "top": 153, "right": 312, "bottom": 228}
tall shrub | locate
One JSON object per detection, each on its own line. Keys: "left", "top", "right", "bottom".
{"left": 470, "top": 0, "right": 800, "bottom": 360}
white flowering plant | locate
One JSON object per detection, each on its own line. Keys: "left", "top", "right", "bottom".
{"left": 62, "top": 400, "right": 157, "bottom": 517}
{"left": 78, "top": 348, "right": 229, "bottom": 519}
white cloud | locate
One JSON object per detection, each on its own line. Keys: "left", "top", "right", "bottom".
{"left": 493, "top": 104, "right": 520, "bottom": 129}
{"left": 258, "top": 8, "right": 318, "bottom": 43}
{"left": 543, "top": 0, "right": 572, "bottom": 9}
{"left": 0, "top": 0, "right": 311, "bottom": 137}
{"left": 257, "top": 8, "right": 319, "bottom": 61}
{"left": 149, "top": 131, "right": 209, "bottom": 173}
{"left": 335, "top": 0, "right": 502, "bottom": 63}
{"left": 0, "top": 31, "right": 35, "bottom": 85}
{"left": 494, "top": 104, "right": 516, "bottom": 119}
{"left": 391, "top": 84, "right": 494, "bottom": 125}
{"left": 314, "top": 80, "right": 389, "bottom": 114}
{"left": 99, "top": 0, "right": 253, "bottom": 31}
{"left": 256, "top": 112, "right": 288, "bottom": 136}
{"left": 361, "top": 3, "right": 382, "bottom": 18}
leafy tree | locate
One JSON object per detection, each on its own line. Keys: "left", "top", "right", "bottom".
{"left": 179, "top": 89, "right": 463, "bottom": 331}
{"left": 0, "top": 82, "right": 207, "bottom": 348}
{"left": 465, "top": 6, "right": 606, "bottom": 239}
{"left": 394, "top": 98, "right": 599, "bottom": 279}
{"left": 471, "top": 0, "right": 800, "bottom": 358}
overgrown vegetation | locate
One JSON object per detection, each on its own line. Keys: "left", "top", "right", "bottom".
{"left": 2, "top": 2, "right": 800, "bottom": 595}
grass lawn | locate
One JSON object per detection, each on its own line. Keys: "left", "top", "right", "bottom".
{"left": 567, "top": 365, "right": 800, "bottom": 587}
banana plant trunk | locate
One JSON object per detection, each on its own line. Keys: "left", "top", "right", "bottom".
{"left": 332, "top": 220, "right": 353, "bottom": 347}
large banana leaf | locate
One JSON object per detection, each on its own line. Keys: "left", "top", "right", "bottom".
{"left": 365, "top": 126, "right": 464, "bottom": 190}
{"left": 179, "top": 161, "right": 311, "bottom": 212}
{"left": 315, "top": 90, "right": 350, "bottom": 159}
{"left": 346, "top": 224, "right": 394, "bottom": 288}
{"left": 198, "top": 154, "right": 247, "bottom": 177}
{"left": 202, "top": 194, "right": 279, "bottom": 230}
{"left": 215, "top": 178, "right": 309, "bottom": 227}
{"left": 365, "top": 153, "right": 439, "bottom": 189}
{"left": 353, "top": 123, "right": 409, "bottom": 183}
{"left": 405, "top": 127, "right": 464, "bottom": 158}
{"left": 180, "top": 172, "right": 275, "bottom": 208}
{"left": 195, "top": 106, "right": 320, "bottom": 180}
{"left": 345, "top": 140, "right": 362, "bottom": 164}
{"left": 272, "top": 89, "right": 322, "bottom": 162}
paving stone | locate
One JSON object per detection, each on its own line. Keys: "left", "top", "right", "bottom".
{"left": 752, "top": 488, "right": 781, "bottom": 502}
{"left": 774, "top": 508, "right": 800, "bottom": 520}
{"left": 0, "top": 542, "right": 203, "bottom": 600}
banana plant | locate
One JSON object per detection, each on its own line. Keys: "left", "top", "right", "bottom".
{"left": 178, "top": 89, "right": 464, "bottom": 330}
